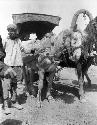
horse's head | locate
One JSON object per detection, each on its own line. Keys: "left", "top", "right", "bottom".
{"left": 62, "top": 29, "right": 82, "bottom": 47}
{"left": 61, "top": 29, "right": 83, "bottom": 61}
{"left": 71, "top": 31, "right": 82, "bottom": 47}
{"left": 52, "top": 29, "right": 87, "bottom": 62}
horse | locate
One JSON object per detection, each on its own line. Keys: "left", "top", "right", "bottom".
{"left": 32, "top": 32, "right": 59, "bottom": 107}
{"left": 57, "top": 31, "right": 94, "bottom": 86}
{"left": 51, "top": 29, "right": 95, "bottom": 101}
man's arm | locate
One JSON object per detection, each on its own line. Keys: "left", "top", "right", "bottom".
{"left": 2, "top": 39, "right": 7, "bottom": 50}
{"left": 18, "top": 39, "right": 27, "bottom": 53}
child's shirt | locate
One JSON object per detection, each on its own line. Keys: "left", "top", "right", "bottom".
{"left": 3, "top": 38, "right": 23, "bottom": 66}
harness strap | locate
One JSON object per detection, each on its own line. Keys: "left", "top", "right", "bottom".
{"left": 67, "top": 45, "right": 82, "bottom": 51}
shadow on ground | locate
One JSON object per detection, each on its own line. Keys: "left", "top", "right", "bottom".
{"left": 52, "top": 91, "right": 76, "bottom": 104}
{"left": 51, "top": 80, "right": 80, "bottom": 104}
{"left": 85, "top": 83, "right": 97, "bottom": 92}
{"left": 0, "top": 119, "right": 22, "bottom": 125}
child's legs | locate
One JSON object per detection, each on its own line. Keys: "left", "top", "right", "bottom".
{"left": 13, "top": 66, "right": 23, "bottom": 84}
{"left": 10, "top": 80, "right": 17, "bottom": 102}
{"left": 2, "top": 78, "right": 11, "bottom": 100}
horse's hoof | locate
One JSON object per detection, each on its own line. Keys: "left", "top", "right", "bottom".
{"left": 47, "top": 96, "right": 55, "bottom": 102}
{"left": 80, "top": 99, "right": 87, "bottom": 103}
{"left": 31, "top": 95, "right": 35, "bottom": 98}
{"left": 37, "top": 103, "right": 41, "bottom": 108}
{"left": 79, "top": 96, "right": 87, "bottom": 103}
{"left": 36, "top": 101, "right": 42, "bottom": 108}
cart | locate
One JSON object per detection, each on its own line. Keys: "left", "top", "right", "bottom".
{"left": 12, "top": 13, "right": 61, "bottom": 39}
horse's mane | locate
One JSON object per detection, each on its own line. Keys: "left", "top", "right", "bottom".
{"left": 84, "top": 16, "right": 97, "bottom": 53}
{"left": 85, "top": 16, "right": 97, "bottom": 39}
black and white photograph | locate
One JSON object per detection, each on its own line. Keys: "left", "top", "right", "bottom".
{"left": 0, "top": 0, "right": 97, "bottom": 125}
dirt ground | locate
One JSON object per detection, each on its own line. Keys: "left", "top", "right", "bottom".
{"left": 0, "top": 65, "right": 97, "bottom": 125}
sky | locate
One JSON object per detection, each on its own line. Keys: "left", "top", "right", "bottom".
{"left": 0, "top": 0, "right": 97, "bottom": 39}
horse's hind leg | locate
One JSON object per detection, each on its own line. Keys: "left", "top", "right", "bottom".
{"left": 37, "top": 69, "right": 44, "bottom": 108}
{"left": 83, "top": 57, "right": 93, "bottom": 87}
{"left": 78, "top": 74, "right": 84, "bottom": 100}
{"left": 77, "top": 63, "right": 84, "bottom": 100}
{"left": 37, "top": 89, "right": 42, "bottom": 107}
{"left": 46, "top": 69, "right": 56, "bottom": 101}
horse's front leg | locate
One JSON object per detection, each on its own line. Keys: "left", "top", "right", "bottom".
{"left": 77, "top": 63, "right": 84, "bottom": 100}
{"left": 28, "top": 68, "right": 37, "bottom": 97}
{"left": 82, "top": 57, "right": 93, "bottom": 87}
{"left": 84, "top": 71, "right": 91, "bottom": 87}
{"left": 46, "top": 72, "right": 54, "bottom": 100}
{"left": 46, "top": 65, "right": 56, "bottom": 102}
{"left": 37, "top": 69, "right": 44, "bottom": 108}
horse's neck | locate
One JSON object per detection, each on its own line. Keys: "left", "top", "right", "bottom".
{"left": 50, "top": 33, "right": 65, "bottom": 57}
{"left": 41, "top": 36, "right": 53, "bottom": 47}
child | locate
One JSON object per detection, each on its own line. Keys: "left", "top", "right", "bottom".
{"left": 3, "top": 24, "right": 23, "bottom": 114}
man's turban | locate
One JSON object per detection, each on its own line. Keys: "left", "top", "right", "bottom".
{"left": 7, "top": 24, "right": 17, "bottom": 31}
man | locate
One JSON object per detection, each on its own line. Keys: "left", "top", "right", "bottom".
{"left": 3, "top": 24, "right": 23, "bottom": 113}
{"left": 0, "top": 34, "right": 17, "bottom": 115}
{"left": 21, "top": 33, "right": 38, "bottom": 96}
